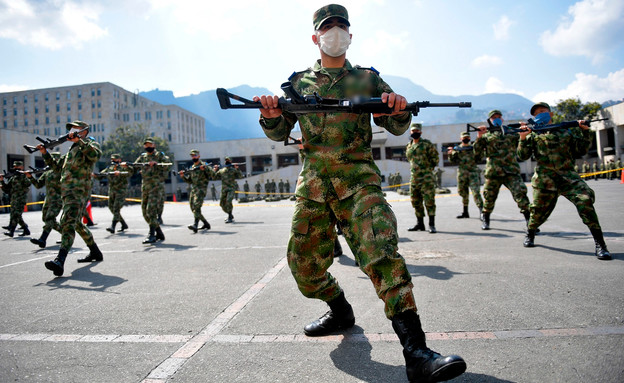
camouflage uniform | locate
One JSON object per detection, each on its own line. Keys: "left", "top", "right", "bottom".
{"left": 259, "top": 59, "right": 416, "bottom": 318}
{"left": 1, "top": 164, "right": 31, "bottom": 234}
{"left": 406, "top": 137, "right": 438, "bottom": 218}
{"left": 581, "top": 161, "right": 590, "bottom": 177}
{"left": 211, "top": 183, "right": 217, "bottom": 201}
{"left": 616, "top": 159, "right": 622, "bottom": 179}
{"left": 99, "top": 161, "right": 134, "bottom": 225}
{"left": 214, "top": 162, "right": 242, "bottom": 221}
{"left": 181, "top": 161, "right": 215, "bottom": 223}
{"left": 449, "top": 144, "right": 483, "bottom": 211}
{"left": 135, "top": 149, "right": 171, "bottom": 230}
{"left": 592, "top": 162, "right": 598, "bottom": 180}
{"left": 29, "top": 158, "right": 63, "bottom": 235}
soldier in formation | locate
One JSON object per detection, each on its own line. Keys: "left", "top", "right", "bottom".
{"left": 518, "top": 102, "right": 611, "bottom": 260}
{"left": 97, "top": 154, "right": 134, "bottom": 233}
{"left": 27, "top": 152, "right": 63, "bottom": 247}
{"left": 253, "top": 4, "right": 466, "bottom": 382}
{"left": 179, "top": 149, "right": 215, "bottom": 233}
{"left": 447, "top": 132, "right": 483, "bottom": 218}
{"left": 0, "top": 160, "right": 31, "bottom": 237}
{"left": 474, "top": 110, "right": 531, "bottom": 230}
{"left": 213, "top": 157, "right": 243, "bottom": 223}
{"left": 406, "top": 123, "right": 439, "bottom": 233}
{"left": 39, "top": 121, "right": 104, "bottom": 276}
{"left": 211, "top": 183, "right": 217, "bottom": 201}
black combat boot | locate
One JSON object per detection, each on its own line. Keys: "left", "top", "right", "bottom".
{"left": 118, "top": 218, "right": 128, "bottom": 232}
{"left": 304, "top": 291, "right": 355, "bottom": 336}
{"left": 392, "top": 310, "right": 466, "bottom": 383}
{"left": 188, "top": 219, "right": 199, "bottom": 233}
{"left": 106, "top": 220, "right": 118, "bottom": 234}
{"left": 428, "top": 216, "right": 437, "bottom": 234}
{"left": 142, "top": 227, "right": 157, "bottom": 244}
{"left": 456, "top": 206, "right": 469, "bottom": 219}
{"left": 85, "top": 216, "right": 95, "bottom": 227}
{"left": 523, "top": 229, "right": 536, "bottom": 248}
{"left": 225, "top": 213, "right": 234, "bottom": 223}
{"left": 481, "top": 212, "right": 490, "bottom": 230}
{"left": 590, "top": 228, "right": 612, "bottom": 260}
{"left": 408, "top": 217, "right": 426, "bottom": 232}
{"left": 155, "top": 226, "right": 165, "bottom": 241}
{"left": 19, "top": 224, "right": 30, "bottom": 237}
{"left": 199, "top": 218, "right": 211, "bottom": 230}
{"left": 157, "top": 214, "right": 163, "bottom": 225}
{"left": 3, "top": 224, "right": 16, "bottom": 237}
{"left": 45, "top": 248, "right": 68, "bottom": 277}
{"left": 30, "top": 230, "right": 50, "bottom": 248}
{"left": 333, "top": 237, "right": 343, "bottom": 257}
{"left": 1, "top": 225, "right": 9, "bottom": 230}
{"left": 78, "top": 243, "right": 103, "bottom": 262}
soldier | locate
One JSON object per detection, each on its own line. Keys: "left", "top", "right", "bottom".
{"left": 244, "top": 180, "right": 250, "bottom": 197}
{"left": 253, "top": 5, "right": 465, "bottom": 382}
{"left": 179, "top": 149, "right": 214, "bottom": 233}
{"left": 264, "top": 179, "right": 270, "bottom": 198}
{"left": 592, "top": 161, "right": 598, "bottom": 181}
{"left": 474, "top": 110, "right": 531, "bottom": 230}
{"left": 581, "top": 160, "right": 590, "bottom": 178}
{"left": 599, "top": 160, "right": 605, "bottom": 179}
{"left": 211, "top": 183, "right": 218, "bottom": 201}
{"left": 406, "top": 123, "right": 439, "bottom": 233}
{"left": 255, "top": 180, "right": 262, "bottom": 198}
{"left": 39, "top": 121, "right": 104, "bottom": 276}
{"left": 213, "top": 157, "right": 243, "bottom": 223}
{"left": 270, "top": 179, "right": 277, "bottom": 197}
{"left": 395, "top": 172, "right": 402, "bottom": 192}
{"left": 607, "top": 159, "right": 615, "bottom": 180}
{"left": 448, "top": 132, "right": 484, "bottom": 219}
{"left": 0, "top": 161, "right": 31, "bottom": 237}
{"left": 518, "top": 102, "right": 611, "bottom": 260}
{"left": 133, "top": 138, "right": 171, "bottom": 244}
{"left": 616, "top": 158, "right": 622, "bottom": 179}
{"left": 27, "top": 153, "right": 63, "bottom": 247}
{"left": 97, "top": 154, "right": 134, "bottom": 233}
{"left": 285, "top": 179, "right": 291, "bottom": 194}
{"left": 278, "top": 179, "right": 284, "bottom": 198}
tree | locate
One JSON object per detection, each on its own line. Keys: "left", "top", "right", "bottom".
{"left": 552, "top": 98, "right": 602, "bottom": 123}
{"left": 101, "top": 124, "right": 173, "bottom": 164}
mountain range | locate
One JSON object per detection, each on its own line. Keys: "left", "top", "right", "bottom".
{"left": 141, "top": 76, "right": 536, "bottom": 141}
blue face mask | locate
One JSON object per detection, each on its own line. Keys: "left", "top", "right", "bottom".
{"left": 491, "top": 118, "right": 502, "bottom": 127}
{"left": 533, "top": 112, "right": 551, "bottom": 125}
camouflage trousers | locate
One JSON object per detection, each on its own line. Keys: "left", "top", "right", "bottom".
{"left": 60, "top": 193, "right": 95, "bottom": 251}
{"left": 219, "top": 187, "right": 236, "bottom": 214}
{"left": 142, "top": 185, "right": 165, "bottom": 227}
{"left": 482, "top": 173, "right": 530, "bottom": 214}
{"left": 108, "top": 189, "right": 127, "bottom": 222}
{"left": 528, "top": 179, "right": 601, "bottom": 230}
{"left": 41, "top": 195, "right": 62, "bottom": 233}
{"left": 189, "top": 188, "right": 207, "bottom": 220}
{"left": 410, "top": 172, "right": 436, "bottom": 217}
{"left": 288, "top": 185, "right": 417, "bottom": 319}
{"left": 457, "top": 169, "right": 483, "bottom": 209}
{"left": 9, "top": 196, "right": 27, "bottom": 227}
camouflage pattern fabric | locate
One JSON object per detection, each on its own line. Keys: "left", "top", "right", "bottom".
{"left": 98, "top": 163, "right": 134, "bottom": 222}
{"left": 406, "top": 138, "right": 438, "bottom": 217}
{"left": 449, "top": 147, "right": 483, "bottom": 209}
{"left": 44, "top": 138, "right": 102, "bottom": 250}
{"left": 29, "top": 166, "right": 63, "bottom": 232}
{"left": 211, "top": 184, "right": 217, "bottom": 201}
{"left": 592, "top": 163, "right": 598, "bottom": 180}
{"left": 616, "top": 160, "right": 622, "bottom": 178}
{"left": 518, "top": 128, "right": 601, "bottom": 230}
{"left": 260, "top": 59, "right": 417, "bottom": 318}
{"left": 135, "top": 151, "right": 171, "bottom": 228}
{"left": 214, "top": 165, "right": 242, "bottom": 214}
{"left": 1, "top": 173, "right": 31, "bottom": 227}
{"left": 181, "top": 161, "right": 215, "bottom": 220}
{"left": 474, "top": 131, "right": 529, "bottom": 214}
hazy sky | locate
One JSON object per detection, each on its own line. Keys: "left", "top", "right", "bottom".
{"left": 1, "top": 0, "right": 623, "bottom": 105}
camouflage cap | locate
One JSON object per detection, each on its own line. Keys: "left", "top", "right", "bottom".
{"left": 13, "top": 160, "right": 24, "bottom": 167}
{"left": 225, "top": 156, "right": 232, "bottom": 162}
{"left": 410, "top": 122, "right": 422, "bottom": 131}
{"left": 111, "top": 154, "right": 121, "bottom": 160}
{"left": 460, "top": 132, "right": 470, "bottom": 138}
{"left": 144, "top": 137, "right": 155, "bottom": 144}
{"left": 487, "top": 109, "right": 502, "bottom": 119}
{"left": 190, "top": 149, "right": 200, "bottom": 156}
{"left": 313, "top": 4, "right": 350, "bottom": 30}
{"left": 66, "top": 120, "right": 89, "bottom": 130}
{"left": 530, "top": 102, "right": 551, "bottom": 116}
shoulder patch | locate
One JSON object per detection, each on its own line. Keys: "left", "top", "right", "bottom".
{"left": 288, "top": 69, "right": 309, "bottom": 81}
{"left": 354, "top": 65, "right": 379, "bottom": 75}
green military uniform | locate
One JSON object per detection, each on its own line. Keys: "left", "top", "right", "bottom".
{"left": 29, "top": 154, "right": 63, "bottom": 247}
{"left": 278, "top": 179, "right": 284, "bottom": 197}
{"left": 395, "top": 173, "right": 402, "bottom": 191}
{"left": 599, "top": 161, "right": 605, "bottom": 179}
{"left": 259, "top": 59, "right": 416, "bottom": 319}
{"left": 211, "top": 183, "right": 217, "bottom": 201}
{"left": 255, "top": 181, "right": 261, "bottom": 197}
{"left": 406, "top": 123, "right": 439, "bottom": 233}
{"left": 1, "top": 161, "right": 31, "bottom": 237}
{"left": 592, "top": 162, "right": 598, "bottom": 180}
{"left": 616, "top": 159, "right": 622, "bottom": 179}
{"left": 214, "top": 159, "right": 243, "bottom": 222}
{"left": 285, "top": 179, "right": 291, "bottom": 194}
{"left": 607, "top": 160, "right": 615, "bottom": 180}
{"left": 181, "top": 150, "right": 215, "bottom": 232}
{"left": 98, "top": 154, "right": 134, "bottom": 233}
{"left": 43, "top": 121, "right": 104, "bottom": 276}
{"left": 518, "top": 102, "right": 610, "bottom": 260}
{"left": 449, "top": 133, "right": 483, "bottom": 218}
{"left": 581, "top": 161, "right": 590, "bottom": 177}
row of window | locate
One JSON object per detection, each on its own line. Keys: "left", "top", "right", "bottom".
{"left": 2, "top": 88, "right": 103, "bottom": 106}
{"left": 2, "top": 101, "right": 103, "bottom": 117}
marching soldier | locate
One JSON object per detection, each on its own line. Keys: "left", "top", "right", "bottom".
{"left": 213, "top": 157, "right": 243, "bottom": 223}
{"left": 133, "top": 138, "right": 171, "bottom": 244}
{"left": 474, "top": 110, "right": 531, "bottom": 230}
{"left": 97, "top": 154, "right": 134, "bottom": 233}
{"left": 448, "top": 132, "right": 483, "bottom": 218}
{"left": 284, "top": 179, "right": 291, "bottom": 194}
{"left": 28, "top": 153, "right": 63, "bottom": 247}
{"left": 592, "top": 161, "right": 598, "bottom": 181}
{"left": 39, "top": 121, "right": 104, "bottom": 276}
{"left": 581, "top": 160, "right": 590, "bottom": 177}
{"left": 211, "top": 183, "right": 217, "bottom": 201}
{"left": 518, "top": 102, "right": 611, "bottom": 260}
{"left": 278, "top": 179, "right": 284, "bottom": 198}
{"left": 179, "top": 149, "right": 214, "bottom": 233}
{"left": 406, "top": 123, "right": 439, "bottom": 233}
{"left": 0, "top": 161, "right": 31, "bottom": 237}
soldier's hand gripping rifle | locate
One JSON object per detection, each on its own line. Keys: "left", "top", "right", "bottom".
{"left": 216, "top": 82, "right": 471, "bottom": 116}
{"left": 20, "top": 166, "right": 50, "bottom": 176}
{"left": 173, "top": 163, "right": 213, "bottom": 176}
{"left": 504, "top": 118, "right": 609, "bottom": 134}
{"left": 23, "top": 126, "right": 90, "bottom": 154}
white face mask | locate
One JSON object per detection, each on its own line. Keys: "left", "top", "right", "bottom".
{"left": 317, "top": 26, "right": 351, "bottom": 57}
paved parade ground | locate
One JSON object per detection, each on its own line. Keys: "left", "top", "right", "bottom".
{"left": 1, "top": 181, "right": 623, "bottom": 383}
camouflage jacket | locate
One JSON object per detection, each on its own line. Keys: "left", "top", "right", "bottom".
{"left": 181, "top": 161, "right": 214, "bottom": 192}
{"left": 474, "top": 131, "right": 521, "bottom": 178}
{"left": 44, "top": 138, "right": 102, "bottom": 198}
{"left": 30, "top": 165, "right": 63, "bottom": 199}
{"left": 260, "top": 59, "right": 411, "bottom": 203}
{"left": 517, "top": 127, "right": 591, "bottom": 191}
{"left": 98, "top": 163, "right": 134, "bottom": 190}
{"left": 406, "top": 139, "right": 439, "bottom": 177}
{"left": 214, "top": 165, "right": 242, "bottom": 191}
{"left": 135, "top": 151, "right": 171, "bottom": 190}
{"left": 449, "top": 145, "right": 479, "bottom": 175}
{"left": 1, "top": 173, "right": 31, "bottom": 201}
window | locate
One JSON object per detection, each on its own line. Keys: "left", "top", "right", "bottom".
{"left": 92, "top": 101, "right": 95, "bottom": 109}
{"left": 2, "top": 109, "right": 5, "bottom": 117}
{"left": 78, "top": 102, "right": 82, "bottom": 110}
{"left": 24, "top": 108, "right": 27, "bottom": 115}
{"left": 67, "top": 116, "right": 71, "bottom": 122}
{"left": 24, "top": 119, "right": 28, "bottom": 127}
{"left": 13, "top": 96, "right": 17, "bottom": 104}
{"left": 56, "top": 92, "right": 60, "bottom": 100}
{"left": 35, "top": 106, "right": 38, "bottom": 114}
{"left": 45, "top": 105, "right": 49, "bottom": 113}
{"left": 35, "top": 118, "right": 39, "bottom": 126}
{"left": 45, "top": 117, "right": 49, "bottom": 124}
{"left": 24, "top": 95, "right": 28, "bottom": 103}
{"left": 167, "top": 110, "right": 171, "bottom": 118}
{"left": 45, "top": 93, "right": 49, "bottom": 102}
{"left": 66, "top": 91, "right": 71, "bottom": 100}
{"left": 98, "top": 111, "right": 101, "bottom": 119}
{"left": 67, "top": 103, "right": 71, "bottom": 111}
{"left": 97, "top": 100, "right": 101, "bottom": 108}
{"left": 78, "top": 90, "right": 82, "bottom": 98}
{"left": 14, "top": 120, "right": 17, "bottom": 128}
{"left": 2, "top": 98, "right": 6, "bottom": 105}
{"left": 56, "top": 104, "right": 60, "bottom": 112}
{"left": 56, "top": 116, "right": 60, "bottom": 123}
{"left": 97, "top": 88, "right": 101, "bottom": 96}
{"left": 78, "top": 113, "right": 82, "bottom": 120}
{"left": 91, "top": 89, "right": 95, "bottom": 97}
{"left": 3, "top": 121, "right": 7, "bottom": 128}
{"left": 13, "top": 108, "right": 17, "bottom": 116}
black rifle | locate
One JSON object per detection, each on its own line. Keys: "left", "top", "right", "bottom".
{"left": 173, "top": 163, "right": 213, "bottom": 176}
{"left": 466, "top": 122, "right": 521, "bottom": 135}
{"left": 1, "top": 169, "right": 20, "bottom": 181}
{"left": 216, "top": 82, "right": 471, "bottom": 116}
{"left": 20, "top": 166, "right": 50, "bottom": 176}
{"left": 451, "top": 145, "right": 474, "bottom": 152}
{"left": 504, "top": 118, "right": 609, "bottom": 134}
{"left": 23, "top": 127, "right": 90, "bottom": 154}
{"left": 126, "top": 162, "right": 173, "bottom": 168}
{"left": 94, "top": 171, "right": 130, "bottom": 177}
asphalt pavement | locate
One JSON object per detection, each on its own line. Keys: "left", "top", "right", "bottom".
{"left": 1, "top": 180, "right": 623, "bottom": 383}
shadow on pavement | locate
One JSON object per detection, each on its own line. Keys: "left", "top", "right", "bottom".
{"left": 406, "top": 264, "right": 463, "bottom": 281}
{"left": 34, "top": 262, "right": 127, "bottom": 293}
{"left": 434, "top": 231, "right": 512, "bottom": 238}
{"left": 535, "top": 244, "right": 619, "bottom": 261}
{"left": 142, "top": 243, "right": 197, "bottom": 251}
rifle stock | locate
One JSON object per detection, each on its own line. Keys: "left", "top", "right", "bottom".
{"left": 23, "top": 127, "right": 90, "bottom": 154}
